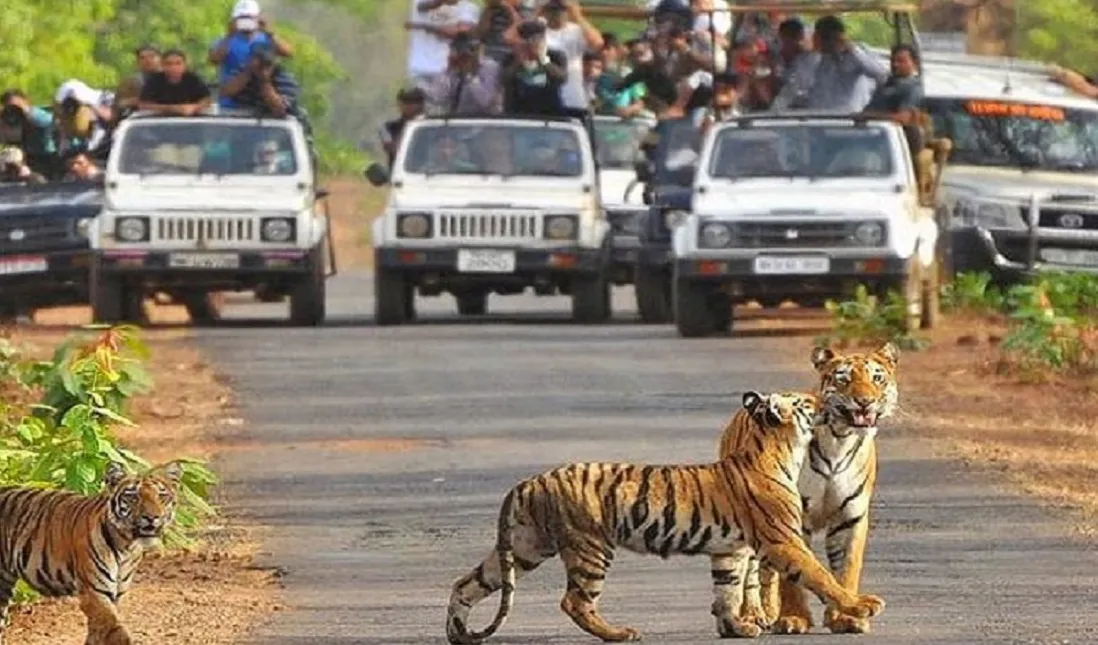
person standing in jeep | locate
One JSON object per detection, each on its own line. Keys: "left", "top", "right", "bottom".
{"left": 500, "top": 20, "right": 569, "bottom": 117}
{"left": 0, "top": 90, "right": 56, "bottom": 179}
{"left": 379, "top": 87, "right": 426, "bottom": 169}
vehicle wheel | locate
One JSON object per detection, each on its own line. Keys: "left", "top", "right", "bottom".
{"left": 674, "top": 277, "right": 716, "bottom": 338}
{"left": 456, "top": 292, "right": 488, "bottom": 316}
{"left": 290, "top": 248, "right": 327, "bottom": 327}
{"left": 572, "top": 273, "right": 611, "bottom": 324}
{"left": 90, "top": 263, "right": 143, "bottom": 324}
{"left": 634, "top": 264, "right": 672, "bottom": 324}
{"left": 711, "top": 292, "right": 733, "bottom": 334}
{"left": 920, "top": 258, "right": 941, "bottom": 330}
{"left": 375, "top": 265, "right": 413, "bottom": 326}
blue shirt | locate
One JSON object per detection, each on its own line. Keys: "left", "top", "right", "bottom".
{"left": 210, "top": 31, "right": 273, "bottom": 107}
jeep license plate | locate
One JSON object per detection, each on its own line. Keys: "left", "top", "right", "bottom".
{"left": 0, "top": 255, "right": 47, "bottom": 275}
{"left": 168, "top": 253, "right": 241, "bottom": 269}
{"left": 753, "top": 256, "right": 829, "bottom": 275}
{"left": 1041, "top": 248, "right": 1098, "bottom": 266}
{"left": 457, "top": 249, "right": 515, "bottom": 273}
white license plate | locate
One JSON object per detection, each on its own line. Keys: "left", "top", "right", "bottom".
{"left": 753, "top": 255, "right": 830, "bottom": 275}
{"left": 456, "top": 249, "right": 516, "bottom": 273}
{"left": 0, "top": 255, "right": 47, "bottom": 275}
{"left": 1041, "top": 248, "right": 1098, "bottom": 266}
{"left": 168, "top": 252, "right": 241, "bottom": 269}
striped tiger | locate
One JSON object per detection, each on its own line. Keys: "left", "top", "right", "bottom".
{"left": 0, "top": 460, "right": 182, "bottom": 645}
{"left": 717, "top": 342, "right": 899, "bottom": 636}
{"left": 445, "top": 390, "right": 885, "bottom": 644}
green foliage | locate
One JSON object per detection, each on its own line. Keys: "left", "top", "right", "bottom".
{"left": 998, "top": 272, "right": 1098, "bottom": 374}
{"left": 817, "top": 284, "right": 928, "bottom": 351}
{"left": 0, "top": 327, "right": 219, "bottom": 604}
{"left": 1017, "top": 0, "right": 1098, "bottom": 74}
{"left": 940, "top": 270, "right": 1005, "bottom": 314}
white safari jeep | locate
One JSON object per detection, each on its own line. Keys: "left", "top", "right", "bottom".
{"left": 365, "top": 115, "right": 612, "bottom": 324}
{"left": 89, "top": 109, "right": 332, "bottom": 326}
{"left": 672, "top": 113, "right": 943, "bottom": 338}
{"left": 592, "top": 115, "right": 656, "bottom": 286}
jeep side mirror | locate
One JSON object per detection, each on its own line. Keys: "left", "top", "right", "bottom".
{"left": 364, "top": 162, "right": 390, "bottom": 187}
{"left": 315, "top": 187, "right": 330, "bottom": 200}
{"left": 633, "top": 159, "right": 653, "bottom": 183}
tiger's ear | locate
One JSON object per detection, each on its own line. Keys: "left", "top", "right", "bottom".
{"left": 161, "top": 461, "right": 183, "bottom": 486}
{"left": 874, "top": 342, "right": 899, "bottom": 370}
{"left": 810, "top": 346, "right": 837, "bottom": 372}
{"left": 742, "top": 390, "right": 765, "bottom": 415}
{"left": 104, "top": 461, "right": 128, "bottom": 488}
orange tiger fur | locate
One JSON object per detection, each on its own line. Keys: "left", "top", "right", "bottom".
{"left": 0, "top": 461, "right": 182, "bottom": 645}
{"left": 445, "top": 391, "right": 885, "bottom": 644}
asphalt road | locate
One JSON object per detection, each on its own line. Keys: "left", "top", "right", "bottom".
{"left": 199, "top": 271, "right": 1098, "bottom": 645}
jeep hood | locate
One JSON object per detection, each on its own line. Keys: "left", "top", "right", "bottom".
{"left": 106, "top": 178, "right": 310, "bottom": 212}
{"left": 694, "top": 182, "right": 904, "bottom": 215}
{"left": 390, "top": 176, "right": 593, "bottom": 210}
{"left": 942, "top": 165, "right": 1098, "bottom": 201}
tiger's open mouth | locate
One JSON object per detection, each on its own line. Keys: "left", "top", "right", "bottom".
{"left": 844, "top": 407, "right": 878, "bottom": 428}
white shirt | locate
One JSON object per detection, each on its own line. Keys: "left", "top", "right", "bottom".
{"left": 545, "top": 22, "right": 589, "bottom": 110}
{"left": 406, "top": 0, "right": 481, "bottom": 78}
{"left": 692, "top": 0, "right": 731, "bottom": 37}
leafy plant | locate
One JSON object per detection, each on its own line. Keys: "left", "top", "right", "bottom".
{"left": 940, "top": 271, "right": 1005, "bottom": 315}
{"left": 998, "top": 272, "right": 1098, "bottom": 374}
{"left": 818, "top": 285, "right": 928, "bottom": 351}
{"left": 0, "top": 326, "right": 220, "bottom": 604}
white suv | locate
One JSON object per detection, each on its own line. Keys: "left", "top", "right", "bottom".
{"left": 365, "top": 116, "right": 611, "bottom": 324}
{"left": 89, "top": 109, "right": 331, "bottom": 326}
{"left": 672, "top": 114, "right": 942, "bottom": 337}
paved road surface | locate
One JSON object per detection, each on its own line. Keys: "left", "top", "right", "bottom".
{"left": 199, "top": 272, "right": 1098, "bottom": 645}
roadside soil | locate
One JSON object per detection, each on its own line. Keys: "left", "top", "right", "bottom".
{"left": 3, "top": 323, "right": 283, "bottom": 644}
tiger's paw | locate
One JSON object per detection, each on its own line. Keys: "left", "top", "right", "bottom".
{"left": 601, "top": 626, "right": 642, "bottom": 642}
{"left": 843, "top": 593, "right": 885, "bottom": 619}
{"left": 771, "top": 615, "right": 812, "bottom": 635}
{"left": 740, "top": 606, "right": 772, "bottom": 631}
{"left": 715, "top": 616, "right": 762, "bottom": 639}
{"left": 825, "top": 612, "right": 872, "bottom": 634}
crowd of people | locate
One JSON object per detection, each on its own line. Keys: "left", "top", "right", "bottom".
{"left": 0, "top": 0, "right": 305, "bottom": 186}
{"left": 382, "top": 0, "right": 933, "bottom": 166}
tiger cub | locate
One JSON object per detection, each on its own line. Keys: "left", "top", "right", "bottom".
{"left": 445, "top": 391, "right": 885, "bottom": 644}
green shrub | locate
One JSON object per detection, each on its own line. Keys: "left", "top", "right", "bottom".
{"left": 817, "top": 284, "right": 928, "bottom": 351}
{"left": 940, "top": 271, "right": 1005, "bottom": 315}
{"left": 999, "top": 272, "right": 1098, "bottom": 374}
{"left": 0, "top": 326, "right": 219, "bottom": 604}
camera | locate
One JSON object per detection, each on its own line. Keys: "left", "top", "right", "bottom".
{"left": 60, "top": 97, "right": 82, "bottom": 116}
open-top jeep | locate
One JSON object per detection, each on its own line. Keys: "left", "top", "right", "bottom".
{"left": 672, "top": 113, "right": 951, "bottom": 337}
{"left": 88, "top": 109, "right": 334, "bottom": 326}
{"left": 592, "top": 115, "right": 655, "bottom": 287}
{"left": 0, "top": 180, "right": 102, "bottom": 319}
{"left": 365, "top": 115, "right": 612, "bottom": 324}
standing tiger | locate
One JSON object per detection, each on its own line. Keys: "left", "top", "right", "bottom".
{"left": 0, "top": 460, "right": 182, "bottom": 645}
{"left": 713, "top": 342, "right": 898, "bottom": 636}
{"left": 445, "top": 390, "right": 885, "bottom": 644}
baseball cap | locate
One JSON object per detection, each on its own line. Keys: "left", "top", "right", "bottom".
{"left": 232, "top": 0, "right": 260, "bottom": 18}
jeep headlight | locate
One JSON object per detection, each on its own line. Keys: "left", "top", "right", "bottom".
{"left": 75, "top": 217, "right": 92, "bottom": 239}
{"left": 853, "top": 222, "right": 885, "bottom": 246}
{"left": 261, "top": 217, "right": 296, "bottom": 242}
{"left": 397, "top": 212, "right": 432, "bottom": 238}
{"left": 699, "top": 222, "right": 733, "bottom": 248}
{"left": 544, "top": 214, "right": 578, "bottom": 240}
{"left": 664, "top": 209, "right": 687, "bottom": 229}
{"left": 954, "top": 198, "right": 1024, "bottom": 229}
{"left": 115, "top": 216, "right": 149, "bottom": 242}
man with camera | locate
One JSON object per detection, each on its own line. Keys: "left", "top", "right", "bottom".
{"left": 425, "top": 34, "right": 502, "bottom": 116}
{"left": 0, "top": 90, "right": 56, "bottom": 179}
{"left": 541, "top": 0, "right": 604, "bottom": 111}
{"left": 209, "top": 0, "right": 294, "bottom": 109}
{"left": 138, "top": 49, "right": 213, "bottom": 117}
{"left": 0, "top": 147, "right": 46, "bottom": 185}
{"left": 406, "top": 0, "right": 481, "bottom": 91}
{"left": 476, "top": 0, "right": 531, "bottom": 65}
{"left": 219, "top": 43, "right": 301, "bottom": 119}
{"left": 500, "top": 20, "right": 569, "bottom": 117}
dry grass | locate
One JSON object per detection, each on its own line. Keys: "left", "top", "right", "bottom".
{"left": 3, "top": 320, "right": 282, "bottom": 645}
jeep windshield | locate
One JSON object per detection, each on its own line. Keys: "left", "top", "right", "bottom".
{"left": 654, "top": 119, "right": 702, "bottom": 186}
{"left": 117, "top": 122, "right": 298, "bottom": 176}
{"left": 401, "top": 124, "right": 585, "bottom": 177}
{"left": 593, "top": 119, "right": 651, "bottom": 169}
{"left": 925, "top": 98, "right": 1098, "bottom": 172}
{"left": 707, "top": 125, "right": 895, "bottom": 180}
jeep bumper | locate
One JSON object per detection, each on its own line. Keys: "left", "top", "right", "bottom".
{"left": 674, "top": 254, "right": 909, "bottom": 301}
{"left": 376, "top": 246, "right": 604, "bottom": 274}
{"left": 94, "top": 249, "right": 317, "bottom": 290}
{"left": 949, "top": 226, "right": 1098, "bottom": 282}
{"left": 0, "top": 250, "right": 91, "bottom": 309}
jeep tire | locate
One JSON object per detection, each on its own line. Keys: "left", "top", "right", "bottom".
{"left": 572, "top": 272, "right": 612, "bottom": 323}
{"left": 90, "top": 261, "right": 144, "bottom": 324}
{"left": 456, "top": 292, "right": 488, "bottom": 316}
{"left": 290, "top": 247, "right": 327, "bottom": 327}
{"left": 634, "top": 264, "right": 672, "bottom": 324}
{"left": 375, "top": 262, "right": 414, "bottom": 326}
{"left": 183, "top": 293, "right": 222, "bottom": 326}
{"left": 674, "top": 277, "right": 716, "bottom": 338}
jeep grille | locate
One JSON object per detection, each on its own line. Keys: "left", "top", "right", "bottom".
{"left": 732, "top": 221, "right": 869, "bottom": 248}
{"left": 155, "top": 217, "right": 256, "bottom": 243}
{"left": 437, "top": 212, "right": 539, "bottom": 240}
{"left": 0, "top": 215, "right": 72, "bottom": 252}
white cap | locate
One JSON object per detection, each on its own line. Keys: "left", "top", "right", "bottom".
{"left": 55, "top": 79, "right": 105, "bottom": 106}
{"left": 232, "top": 0, "right": 260, "bottom": 18}
{"left": 0, "top": 147, "right": 24, "bottom": 165}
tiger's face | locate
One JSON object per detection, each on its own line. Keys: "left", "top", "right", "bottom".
{"left": 104, "top": 461, "right": 183, "bottom": 546}
{"left": 811, "top": 343, "right": 898, "bottom": 433}
{"left": 742, "top": 390, "right": 820, "bottom": 439}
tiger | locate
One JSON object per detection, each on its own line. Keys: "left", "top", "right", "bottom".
{"left": 714, "top": 342, "right": 899, "bottom": 637}
{"left": 0, "top": 460, "right": 182, "bottom": 645}
{"left": 445, "top": 390, "right": 885, "bottom": 644}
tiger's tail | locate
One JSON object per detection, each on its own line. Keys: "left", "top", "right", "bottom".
{"left": 447, "top": 488, "right": 520, "bottom": 644}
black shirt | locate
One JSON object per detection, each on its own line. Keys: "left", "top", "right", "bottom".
{"left": 501, "top": 49, "right": 568, "bottom": 116}
{"left": 139, "top": 71, "right": 211, "bottom": 105}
